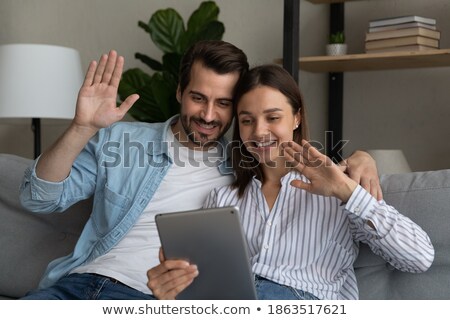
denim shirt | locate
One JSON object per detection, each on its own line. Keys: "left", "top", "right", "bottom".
{"left": 19, "top": 115, "right": 233, "bottom": 289}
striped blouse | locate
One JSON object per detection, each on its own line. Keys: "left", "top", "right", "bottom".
{"left": 203, "top": 170, "right": 434, "bottom": 300}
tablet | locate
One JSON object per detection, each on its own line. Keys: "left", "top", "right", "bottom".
{"left": 155, "top": 206, "right": 257, "bottom": 300}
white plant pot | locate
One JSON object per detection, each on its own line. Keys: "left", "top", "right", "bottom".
{"left": 326, "top": 43, "right": 347, "bottom": 56}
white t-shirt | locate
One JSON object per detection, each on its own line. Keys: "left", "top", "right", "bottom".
{"left": 72, "top": 126, "right": 233, "bottom": 294}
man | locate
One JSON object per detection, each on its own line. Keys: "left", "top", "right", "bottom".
{"left": 20, "top": 40, "right": 380, "bottom": 299}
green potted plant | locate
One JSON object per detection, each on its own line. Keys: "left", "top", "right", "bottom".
{"left": 326, "top": 31, "right": 347, "bottom": 56}
{"left": 118, "top": 1, "right": 224, "bottom": 122}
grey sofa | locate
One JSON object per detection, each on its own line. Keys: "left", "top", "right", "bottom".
{"left": 0, "top": 153, "right": 449, "bottom": 299}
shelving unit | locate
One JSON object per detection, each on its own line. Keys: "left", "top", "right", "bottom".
{"left": 296, "top": 0, "right": 450, "bottom": 160}
{"left": 300, "top": 49, "right": 450, "bottom": 73}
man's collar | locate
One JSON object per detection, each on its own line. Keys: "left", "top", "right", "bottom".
{"left": 146, "top": 115, "right": 179, "bottom": 157}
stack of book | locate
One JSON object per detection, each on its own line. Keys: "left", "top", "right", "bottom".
{"left": 365, "top": 15, "right": 440, "bottom": 53}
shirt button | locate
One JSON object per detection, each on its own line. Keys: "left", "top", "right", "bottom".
{"left": 264, "top": 244, "right": 269, "bottom": 250}
{"left": 267, "top": 221, "right": 272, "bottom": 227}
{"left": 354, "top": 206, "right": 361, "bottom": 213}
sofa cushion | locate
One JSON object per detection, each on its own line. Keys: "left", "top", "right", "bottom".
{"left": 0, "top": 154, "right": 91, "bottom": 299}
{"left": 354, "top": 169, "right": 450, "bottom": 299}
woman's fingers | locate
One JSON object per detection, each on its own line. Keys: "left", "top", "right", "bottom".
{"left": 299, "top": 140, "right": 327, "bottom": 167}
{"left": 281, "top": 140, "right": 324, "bottom": 169}
{"left": 281, "top": 142, "right": 304, "bottom": 167}
{"left": 290, "top": 179, "right": 312, "bottom": 192}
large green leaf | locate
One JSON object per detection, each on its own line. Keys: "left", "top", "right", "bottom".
{"left": 149, "top": 8, "right": 185, "bottom": 54}
{"left": 180, "top": 20, "right": 224, "bottom": 51}
{"left": 118, "top": 68, "right": 152, "bottom": 99}
{"left": 135, "top": 53, "right": 163, "bottom": 71}
{"left": 150, "top": 73, "right": 176, "bottom": 120}
{"left": 193, "top": 21, "right": 224, "bottom": 43}
{"left": 118, "top": 69, "right": 156, "bottom": 122}
{"left": 180, "top": 2, "right": 222, "bottom": 51}
{"left": 129, "top": 82, "right": 166, "bottom": 123}
{"left": 137, "top": 20, "right": 151, "bottom": 34}
{"left": 122, "top": 71, "right": 179, "bottom": 123}
{"left": 162, "top": 53, "right": 182, "bottom": 79}
{"left": 186, "top": 1, "right": 220, "bottom": 37}
{"left": 160, "top": 71, "right": 180, "bottom": 116}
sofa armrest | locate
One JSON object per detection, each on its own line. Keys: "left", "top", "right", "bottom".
{"left": 0, "top": 154, "right": 91, "bottom": 299}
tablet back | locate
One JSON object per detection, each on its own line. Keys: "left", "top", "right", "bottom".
{"left": 155, "top": 206, "right": 257, "bottom": 300}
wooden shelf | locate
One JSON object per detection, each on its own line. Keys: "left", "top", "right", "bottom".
{"left": 299, "top": 49, "right": 450, "bottom": 72}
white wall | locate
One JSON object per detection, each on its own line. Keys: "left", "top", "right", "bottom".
{"left": 0, "top": 0, "right": 449, "bottom": 172}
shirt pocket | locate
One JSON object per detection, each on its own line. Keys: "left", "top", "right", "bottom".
{"left": 92, "top": 183, "right": 131, "bottom": 236}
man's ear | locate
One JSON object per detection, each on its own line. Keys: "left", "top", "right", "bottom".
{"left": 176, "top": 85, "right": 182, "bottom": 103}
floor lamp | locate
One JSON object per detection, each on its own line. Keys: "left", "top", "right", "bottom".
{"left": 0, "top": 44, "right": 84, "bottom": 158}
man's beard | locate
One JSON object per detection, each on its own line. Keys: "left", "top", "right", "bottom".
{"left": 180, "top": 115, "right": 228, "bottom": 147}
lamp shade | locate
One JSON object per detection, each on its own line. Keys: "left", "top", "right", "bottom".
{"left": 0, "top": 44, "right": 84, "bottom": 119}
{"left": 366, "top": 149, "right": 412, "bottom": 175}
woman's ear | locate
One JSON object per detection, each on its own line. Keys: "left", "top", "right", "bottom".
{"left": 294, "top": 111, "right": 301, "bottom": 130}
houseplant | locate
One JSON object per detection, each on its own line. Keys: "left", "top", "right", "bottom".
{"left": 326, "top": 31, "right": 347, "bottom": 56}
{"left": 117, "top": 1, "right": 224, "bottom": 122}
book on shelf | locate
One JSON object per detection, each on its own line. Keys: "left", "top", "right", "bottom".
{"left": 369, "top": 21, "right": 437, "bottom": 33}
{"left": 365, "top": 44, "right": 439, "bottom": 54}
{"left": 365, "top": 35, "right": 439, "bottom": 50}
{"left": 366, "top": 27, "right": 441, "bottom": 41}
{"left": 369, "top": 15, "right": 436, "bottom": 28}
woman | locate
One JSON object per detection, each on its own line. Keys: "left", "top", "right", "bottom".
{"left": 202, "top": 65, "right": 434, "bottom": 300}
{"left": 147, "top": 65, "right": 434, "bottom": 300}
